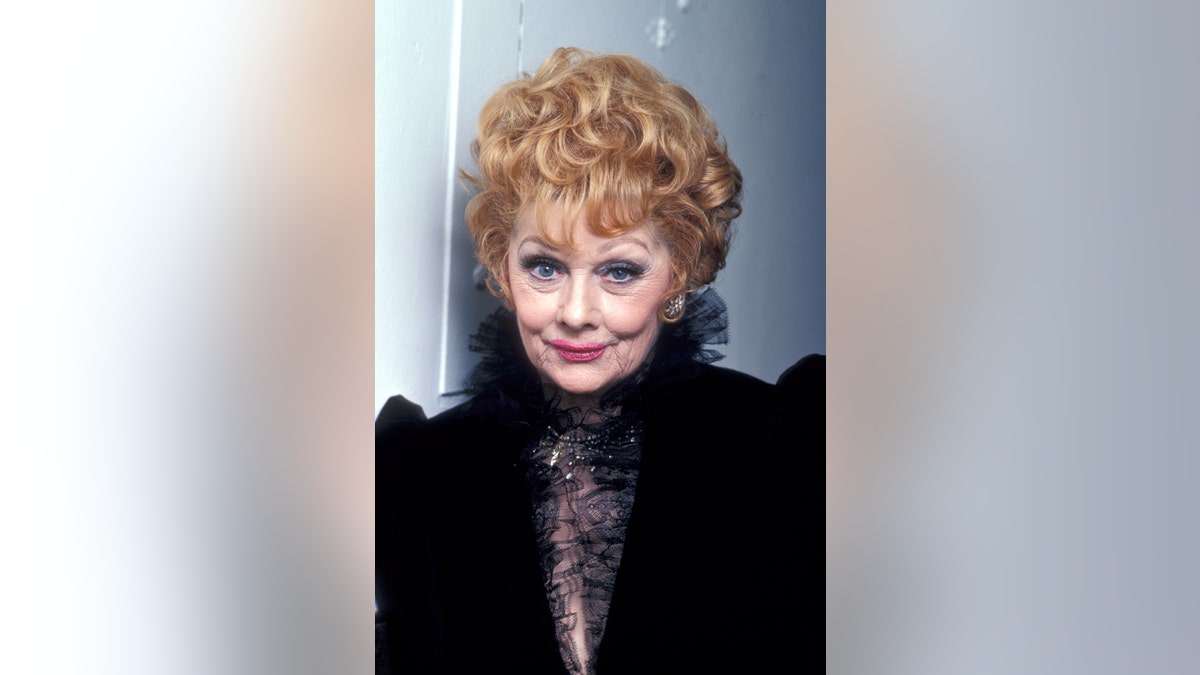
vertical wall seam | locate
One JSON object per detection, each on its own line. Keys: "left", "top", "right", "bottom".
{"left": 437, "top": 0, "right": 464, "bottom": 397}
{"left": 517, "top": 0, "right": 525, "bottom": 75}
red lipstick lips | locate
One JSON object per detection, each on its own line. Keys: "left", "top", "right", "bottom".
{"left": 549, "top": 340, "right": 606, "bottom": 363}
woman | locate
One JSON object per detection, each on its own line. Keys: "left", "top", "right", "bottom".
{"left": 377, "top": 48, "right": 823, "bottom": 674}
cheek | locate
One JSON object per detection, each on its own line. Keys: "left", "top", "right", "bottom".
{"left": 603, "top": 292, "right": 663, "bottom": 337}
{"left": 509, "top": 281, "right": 555, "bottom": 334}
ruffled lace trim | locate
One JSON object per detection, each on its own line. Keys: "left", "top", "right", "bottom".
{"left": 664, "top": 285, "right": 729, "bottom": 365}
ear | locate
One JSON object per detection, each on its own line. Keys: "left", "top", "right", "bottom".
{"left": 479, "top": 261, "right": 514, "bottom": 308}
{"left": 670, "top": 263, "right": 689, "bottom": 298}
{"left": 497, "top": 265, "right": 515, "bottom": 310}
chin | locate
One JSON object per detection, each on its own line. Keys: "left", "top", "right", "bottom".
{"left": 553, "top": 379, "right": 606, "bottom": 397}
{"left": 546, "top": 371, "right": 610, "bottom": 398}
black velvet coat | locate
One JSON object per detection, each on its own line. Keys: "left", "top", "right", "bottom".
{"left": 376, "top": 306, "right": 823, "bottom": 674}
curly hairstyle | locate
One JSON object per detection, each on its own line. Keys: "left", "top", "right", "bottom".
{"left": 462, "top": 47, "right": 742, "bottom": 321}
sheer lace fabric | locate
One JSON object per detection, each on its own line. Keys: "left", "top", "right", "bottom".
{"left": 522, "top": 407, "right": 643, "bottom": 675}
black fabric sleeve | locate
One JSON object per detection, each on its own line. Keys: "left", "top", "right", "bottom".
{"left": 776, "top": 353, "right": 825, "bottom": 400}
{"left": 375, "top": 394, "right": 427, "bottom": 434}
{"left": 376, "top": 394, "right": 434, "bottom": 673}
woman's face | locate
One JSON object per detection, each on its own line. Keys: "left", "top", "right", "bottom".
{"left": 506, "top": 203, "right": 674, "bottom": 408}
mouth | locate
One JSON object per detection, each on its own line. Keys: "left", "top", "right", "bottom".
{"left": 549, "top": 340, "right": 607, "bottom": 363}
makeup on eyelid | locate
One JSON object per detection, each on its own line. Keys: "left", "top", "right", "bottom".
{"left": 518, "top": 255, "right": 648, "bottom": 283}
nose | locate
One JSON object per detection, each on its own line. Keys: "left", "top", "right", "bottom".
{"left": 558, "top": 274, "right": 599, "bottom": 331}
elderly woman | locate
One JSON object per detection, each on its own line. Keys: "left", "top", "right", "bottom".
{"left": 377, "top": 48, "right": 823, "bottom": 674}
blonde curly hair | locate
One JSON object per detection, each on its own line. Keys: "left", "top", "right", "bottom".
{"left": 462, "top": 47, "right": 742, "bottom": 321}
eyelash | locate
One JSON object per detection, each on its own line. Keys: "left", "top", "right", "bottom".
{"left": 519, "top": 256, "right": 645, "bottom": 283}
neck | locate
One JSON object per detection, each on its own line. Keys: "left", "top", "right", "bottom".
{"left": 541, "top": 384, "right": 622, "bottom": 422}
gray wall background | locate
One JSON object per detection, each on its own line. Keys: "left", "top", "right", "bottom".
{"left": 377, "top": 0, "right": 824, "bottom": 415}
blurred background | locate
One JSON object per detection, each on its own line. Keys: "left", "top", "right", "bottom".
{"left": 377, "top": 0, "right": 826, "bottom": 416}
{"left": 827, "top": 2, "right": 1200, "bottom": 674}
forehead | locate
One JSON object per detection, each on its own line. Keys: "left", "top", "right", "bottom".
{"left": 512, "top": 202, "right": 664, "bottom": 252}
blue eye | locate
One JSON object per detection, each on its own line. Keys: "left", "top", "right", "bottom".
{"left": 604, "top": 263, "right": 643, "bottom": 282}
{"left": 522, "top": 257, "right": 561, "bottom": 280}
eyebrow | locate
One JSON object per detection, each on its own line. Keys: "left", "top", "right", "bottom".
{"left": 515, "top": 235, "right": 652, "bottom": 256}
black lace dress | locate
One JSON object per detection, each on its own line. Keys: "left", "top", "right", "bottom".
{"left": 375, "top": 288, "right": 821, "bottom": 674}
{"left": 466, "top": 289, "right": 730, "bottom": 675}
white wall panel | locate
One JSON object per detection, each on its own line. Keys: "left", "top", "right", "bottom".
{"left": 375, "top": 1, "right": 458, "bottom": 414}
